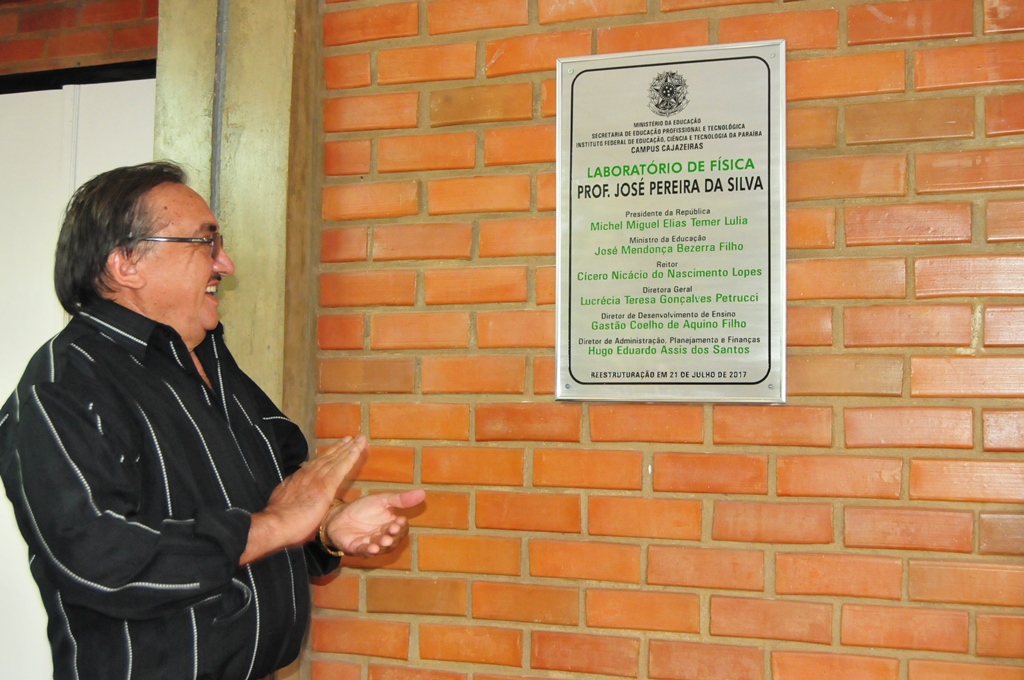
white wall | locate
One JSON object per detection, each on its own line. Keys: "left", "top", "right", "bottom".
{"left": 0, "top": 78, "right": 155, "bottom": 677}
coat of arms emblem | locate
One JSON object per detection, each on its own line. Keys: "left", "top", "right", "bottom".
{"left": 648, "top": 71, "right": 688, "bottom": 117}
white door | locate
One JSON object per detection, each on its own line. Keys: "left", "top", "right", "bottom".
{"left": 0, "top": 78, "right": 155, "bottom": 677}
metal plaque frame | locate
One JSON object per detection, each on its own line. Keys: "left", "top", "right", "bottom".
{"left": 556, "top": 41, "right": 786, "bottom": 403}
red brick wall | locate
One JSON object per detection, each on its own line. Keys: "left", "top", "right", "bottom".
{"left": 0, "top": 0, "right": 157, "bottom": 77}
{"left": 311, "top": 1, "right": 1024, "bottom": 678}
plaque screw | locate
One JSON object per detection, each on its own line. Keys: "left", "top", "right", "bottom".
{"left": 565, "top": 384, "right": 571, "bottom": 389}
{"left": 568, "top": 69, "right": 574, "bottom": 74}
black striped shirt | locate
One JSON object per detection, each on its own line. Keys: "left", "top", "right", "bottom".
{"left": 0, "top": 299, "right": 337, "bottom": 679}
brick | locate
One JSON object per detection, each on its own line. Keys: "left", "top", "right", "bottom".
{"left": 112, "top": 24, "right": 157, "bottom": 52}
{"left": 366, "top": 577, "right": 467, "bottom": 616}
{"left": 430, "top": 83, "right": 533, "bottom": 127}
{"left": 421, "top": 446, "right": 523, "bottom": 486}
{"left": 484, "top": 31, "right": 591, "bottom": 77}
{"left": 320, "top": 270, "right": 416, "bottom": 307}
{"left": 477, "top": 403, "right": 580, "bottom": 442}
{"left": 533, "top": 355, "right": 555, "bottom": 394}
{"left": 321, "top": 226, "right": 368, "bottom": 262}
{"left": 911, "top": 357, "right": 1024, "bottom": 397}
{"left": 788, "top": 52, "right": 905, "bottom": 101}
{"left": 424, "top": 266, "right": 527, "bottom": 304}
{"left": 788, "top": 306, "right": 832, "bottom": 346}
{"left": 777, "top": 456, "right": 902, "bottom": 499}
{"left": 663, "top": 0, "right": 771, "bottom": 10}
{"left": 530, "top": 539, "right": 640, "bottom": 583}
{"left": 372, "top": 222, "right": 472, "bottom": 261}
{"left": 143, "top": 0, "right": 157, "bottom": 19}
{"left": 428, "top": 175, "right": 531, "bottom": 215}
{"left": 918, "top": 148, "right": 1024, "bottom": 194}
{"left": 654, "top": 452, "right": 767, "bottom": 494}
{"left": 351, "top": 445, "right": 415, "bottom": 483}
{"left": 534, "top": 448, "right": 642, "bottom": 490}
{"left": 788, "top": 258, "right": 905, "bottom": 300}
{"left": 322, "top": 181, "right": 418, "bottom": 221}
{"left": 427, "top": 0, "right": 528, "bottom": 35}
{"left": 788, "top": 156, "right": 907, "bottom": 201}
{"left": 539, "top": 0, "right": 645, "bottom": 23}
{"left": 312, "top": 661, "right": 361, "bottom": 680}
{"left": 849, "top": 0, "right": 973, "bottom": 44}
{"left": 910, "top": 560, "right": 1024, "bottom": 606}
{"left": 849, "top": 98, "right": 974, "bottom": 146}
{"left": 710, "top": 596, "right": 832, "bottom": 644}
{"left": 367, "top": 667, "right": 463, "bottom": 680}
{"left": 379, "top": 43, "right": 476, "bottom": 85}
{"left": 18, "top": 7, "right": 76, "bottom": 33}
{"left": 587, "top": 589, "right": 698, "bottom": 633}
{"left": 419, "top": 535, "right": 520, "bottom": 576}
{"left": 910, "top": 459, "right": 1024, "bottom": 503}
{"left": 713, "top": 501, "right": 833, "bottom": 544}
{"left": 419, "top": 624, "right": 522, "bottom": 667}
{"left": 988, "top": 92, "right": 1024, "bottom": 137}
{"left": 311, "top": 617, "right": 409, "bottom": 658}
{"left": 82, "top": 0, "right": 143, "bottom": 26}
{"left": 477, "top": 491, "right": 581, "bottom": 533}
{"left": 323, "top": 3, "right": 418, "bottom": 46}
{"left": 787, "top": 354, "right": 904, "bottom": 396}
{"left": 985, "top": 410, "right": 1024, "bottom": 450}
{"left": 978, "top": 614, "right": 1024, "bottom": 658}
{"left": 986, "top": 0, "right": 1024, "bottom": 33}
{"left": 370, "top": 312, "right": 470, "bottom": 350}
{"left": 719, "top": 9, "right": 838, "bottom": 50}
{"left": 47, "top": 30, "right": 110, "bottom": 58}
{"left": 537, "top": 173, "right": 556, "bottom": 211}
{"left": 787, "top": 107, "right": 837, "bottom": 149}
{"left": 479, "top": 217, "right": 556, "bottom": 257}
{"left": 787, "top": 207, "right": 836, "bottom": 249}
{"left": 422, "top": 355, "right": 525, "bottom": 394}
{"left": 845, "top": 506, "right": 974, "bottom": 553}
{"left": 649, "top": 545, "right": 764, "bottom": 591}
{"left": 324, "top": 140, "right": 371, "bottom": 177}
{"left": 472, "top": 582, "right": 579, "bottom": 624}
{"left": 918, "top": 255, "right": 1024, "bottom": 296}
{"left": 981, "top": 513, "right": 1024, "bottom": 555}
{"left": 319, "top": 357, "right": 415, "bottom": 393}
{"left": 917, "top": 42, "right": 1024, "bottom": 90}
{"left": 477, "top": 310, "right": 555, "bottom": 348}
{"left": 541, "top": 78, "right": 556, "bottom": 117}
{"left": 776, "top": 553, "right": 902, "bottom": 599}
{"left": 313, "top": 573, "right": 360, "bottom": 610}
{"left": 0, "top": 36, "right": 44, "bottom": 64}
{"left": 405, "top": 491, "right": 469, "bottom": 529}
{"left": 324, "top": 93, "right": 418, "bottom": 132}
{"left": 315, "top": 402, "right": 361, "bottom": 439}
{"left": 531, "top": 631, "right": 639, "bottom": 677}
{"left": 535, "top": 266, "right": 555, "bottom": 305}
{"left": 988, "top": 200, "right": 1024, "bottom": 241}
{"left": 846, "top": 202, "right": 972, "bottom": 246}
{"left": 845, "top": 406, "right": 973, "bottom": 448}
{"left": 713, "top": 405, "right": 832, "bottom": 447}
{"left": 596, "top": 19, "right": 708, "bottom": 54}
{"left": 650, "top": 640, "right": 763, "bottom": 680}
{"left": 0, "top": 13, "right": 16, "bottom": 38}
{"left": 369, "top": 403, "right": 470, "bottom": 441}
{"left": 910, "top": 660, "right": 1024, "bottom": 680}
{"left": 589, "top": 497, "right": 701, "bottom": 540}
{"left": 378, "top": 133, "right": 475, "bottom": 174}
{"left": 484, "top": 125, "right": 555, "bottom": 166}
{"left": 590, "top": 404, "right": 703, "bottom": 443}
{"left": 318, "top": 314, "right": 363, "bottom": 350}
{"left": 772, "top": 652, "right": 899, "bottom": 680}
{"left": 324, "top": 53, "right": 370, "bottom": 90}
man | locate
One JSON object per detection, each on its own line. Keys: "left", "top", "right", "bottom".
{"left": 0, "top": 162, "right": 424, "bottom": 679}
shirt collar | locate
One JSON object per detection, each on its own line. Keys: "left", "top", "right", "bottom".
{"left": 76, "top": 299, "right": 224, "bottom": 362}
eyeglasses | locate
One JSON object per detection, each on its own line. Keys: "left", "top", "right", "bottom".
{"left": 136, "top": 233, "right": 225, "bottom": 259}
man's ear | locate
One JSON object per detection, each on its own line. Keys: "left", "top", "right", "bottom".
{"left": 104, "top": 247, "right": 146, "bottom": 291}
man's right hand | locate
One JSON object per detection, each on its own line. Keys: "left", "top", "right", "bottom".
{"left": 239, "top": 435, "right": 366, "bottom": 565}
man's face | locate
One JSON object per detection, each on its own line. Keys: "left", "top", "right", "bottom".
{"left": 132, "top": 182, "right": 235, "bottom": 350}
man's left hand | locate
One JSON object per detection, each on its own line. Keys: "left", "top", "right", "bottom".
{"left": 325, "top": 489, "right": 426, "bottom": 557}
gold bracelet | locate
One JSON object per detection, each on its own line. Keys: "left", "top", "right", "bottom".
{"left": 318, "top": 499, "right": 346, "bottom": 557}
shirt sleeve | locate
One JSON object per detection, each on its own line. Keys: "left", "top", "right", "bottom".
{"left": 3, "top": 379, "right": 251, "bottom": 621}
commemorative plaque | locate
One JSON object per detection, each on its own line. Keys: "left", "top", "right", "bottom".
{"left": 556, "top": 41, "right": 786, "bottom": 403}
